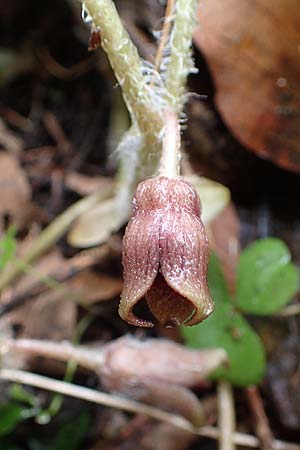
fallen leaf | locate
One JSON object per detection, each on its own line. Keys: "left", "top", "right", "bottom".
{"left": 21, "top": 290, "right": 76, "bottom": 340}
{"left": 68, "top": 270, "right": 123, "bottom": 304}
{"left": 0, "top": 119, "right": 24, "bottom": 154}
{"left": 65, "top": 172, "right": 114, "bottom": 196}
{"left": 184, "top": 174, "right": 230, "bottom": 224}
{"left": 0, "top": 152, "right": 31, "bottom": 230}
{"left": 101, "top": 335, "right": 227, "bottom": 390}
{"left": 195, "top": 0, "right": 300, "bottom": 172}
{"left": 68, "top": 198, "right": 123, "bottom": 248}
{"left": 207, "top": 203, "right": 240, "bottom": 292}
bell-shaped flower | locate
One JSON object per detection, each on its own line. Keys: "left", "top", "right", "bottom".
{"left": 119, "top": 176, "right": 214, "bottom": 327}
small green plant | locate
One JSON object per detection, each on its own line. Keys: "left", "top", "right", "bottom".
{"left": 0, "top": 385, "right": 39, "bottom": 438}
{"left": 0, "top": 226, "right": 17, "bottom": 272}
{"left": 182, "top": 238, "right": 298, "bottom": 386}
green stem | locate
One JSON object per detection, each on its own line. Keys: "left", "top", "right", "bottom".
{"left": 83, "top": 0, "right": 163, "bottom": 139}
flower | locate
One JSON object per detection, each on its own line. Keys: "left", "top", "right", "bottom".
{"left": 119, "top": 176, "right": 214, "bottom": 327}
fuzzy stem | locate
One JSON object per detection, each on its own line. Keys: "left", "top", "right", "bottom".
{"left": 164, "top": 0, "right": 198, "bottom": 114}
{"left": 158, "top": 109, "right": 181, "bottom": 177}
{"left": 83, "top": 0, "right": 163, "bottom": 139}
{"left": 114, "top": 126, "right": 144, "bottom": 218}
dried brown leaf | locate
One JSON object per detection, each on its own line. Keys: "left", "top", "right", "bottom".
{"left": 68, "top": 198, "right": 123, "bottom": 248}
{"left": 195, "top": 0, "right": 300, "bottom": 172}
{"left": 0, "top": 152, "right": 31, "bottom": 229}
{"left": 207, "top": 203, "right": 240, "bottom": 292}
{"left": 65, "top": 172, "right": 114, "bottom": 196}
{"left": 67, "top": 270, "right": 123, "bottom": 304}
{"left": 101, "top": 336, "right": 227, "bottom": 389}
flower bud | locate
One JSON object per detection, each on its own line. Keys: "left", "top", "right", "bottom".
{"left": 119, "top": 176, "right": 214, "bottom": 327}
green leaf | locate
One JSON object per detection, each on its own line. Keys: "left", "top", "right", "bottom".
{"left": 236, "top": 238, "right": 298, "bottom": 314}
{"left": 0, "top": 226, "right": 17, "bottom": 271}
{"left": 0, "top": 403, "right": 24, "bottom": 436}
{"left": 182, "top": 254, "right": 266, "bottom": 386}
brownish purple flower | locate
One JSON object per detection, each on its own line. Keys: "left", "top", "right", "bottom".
{"left": 119, "top": 176, "right": 214, "bottom": 327}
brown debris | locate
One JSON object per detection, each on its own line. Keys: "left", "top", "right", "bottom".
{"left": 207, "top": 203, "right": 240, "bottom": 292}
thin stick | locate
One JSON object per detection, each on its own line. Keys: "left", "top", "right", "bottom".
{"left": 276, "top": 303, "right": 300, "bottom": 316}
{"left": 158, "top": 109, "right": 181, "bottom": 177}
{"left": 153, "top": 0, "right": 175, "bottom": 73}
{"left": 218, "top": 380, "right": 236, "bottom": 450}
{"left": 2, "top": 339, "right": 103, "bottom": 372}
{"left": 246, "top": 386, "right": 273, "bottom": 450}
{"left": 0, "top": 369, "right": 196, "bottom": 431}
{"left": 1, "top": 369, "right": 300, "bottom": 449}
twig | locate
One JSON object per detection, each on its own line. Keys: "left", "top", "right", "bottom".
{"left": 2, "top": 339, "right": 103, "bottom": 372}
{"left": 153, "top": 0, "right": 175, "bottom": 73}
{"left": 276, "top": 303, "right": 300, "bottom": 316}
{"left": 1, "top": 369, "right": 300, "bottom": 449}
{"left": 246, "top": 385, "right": 274, "bottom": 450}
{"left": 0, "top": 369, "right": 197, "bottom": 430}
{"left": 0, "top": 187, "right": 114, "bottom": 291}
{"left": 37, "top": 47, "right": 97, "bottom": 80}
{"left": 43, "top": 111, "right": 72, "bottom": 156}
{"left": 218, "top": 380, "right": 236, "bottom": 450}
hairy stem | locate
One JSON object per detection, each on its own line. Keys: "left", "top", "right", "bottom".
{"left": 83, "top": 0, "right": 163, "bottom": 139}
{"left": 164, "top": 0, "right": 198, "bottom": 114}
{"left": 114, "top": 126, "right": 144, "bottom": 218}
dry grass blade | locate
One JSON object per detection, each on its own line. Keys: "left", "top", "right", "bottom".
{"left": 1, "top": 369, "right": 300, "bottom": 449}
{"left": 0, "top": 187, "right": 114, "bottom": 291}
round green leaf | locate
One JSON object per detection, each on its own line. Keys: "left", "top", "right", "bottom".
{"left": 236, "top": 238, "right": 298, "bottom": 314}
{"left": 181, "top": 254, "right": 266, "bottom": 386}
{"left": 182, "top": 305, "right": 266, "bottom": 386}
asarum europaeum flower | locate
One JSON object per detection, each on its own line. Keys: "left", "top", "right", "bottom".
{"left": 119, "top": 176, "right": 214, "bottom": 327}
